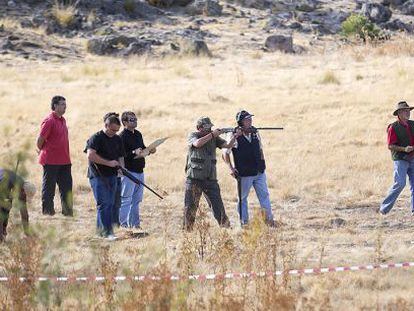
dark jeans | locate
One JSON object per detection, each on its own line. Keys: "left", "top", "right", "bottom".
{"left": 184, "top": 178, "right": 230, "bottom": 231}
{"left": 42, "top": 164, "right": 73, "bottom": 216}
{"left": 89, "top": 176, "right": 118, "bottom": 237}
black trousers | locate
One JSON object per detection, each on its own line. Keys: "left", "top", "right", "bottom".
{"left": 42, "top": 164, "right": 73, "bottom": 216}
{"left": 184, "top": 178, "right": 230, "bottom": 231}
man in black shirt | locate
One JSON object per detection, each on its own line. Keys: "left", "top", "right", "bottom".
{"left": 0, "top": 168, "right": 35, "bottom": 242}
{"left": 119, "top": 111, "right": 156, "bottom": 229}
{"left": 85, "top": 113, "right": 126, "bottom": 240}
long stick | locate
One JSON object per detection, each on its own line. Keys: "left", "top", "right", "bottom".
{"left": 117, "top": 166, "right": 164, "bottom": 200}
{"left": 237, "top": 176, "right": 243, "bottom": 225}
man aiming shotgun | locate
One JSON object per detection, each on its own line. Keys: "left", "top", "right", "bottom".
{"left": 223, "top": 110, "right": 281, "bottom": 227}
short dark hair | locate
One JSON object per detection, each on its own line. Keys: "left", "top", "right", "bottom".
{"left": 51, "top": 96, "right": 66, "bottom": 111}
{"left": 103, "top": 112, "right": 121, "bottom": 126}
{"left": 121, "top": 111, "right": 136, "bottom": 126}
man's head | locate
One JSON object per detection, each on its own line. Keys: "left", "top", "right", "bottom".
{"left": 121, "top": 111, "right": 137, "bottom": 130}
{"left": 196, "top": 116, "right": 214, "bottom": 134}
{"left": 51, "top": 96, "right": 66, "bottom": 116}
{"left": 103, "top": 112, "right": 121, "bottom": 137}
{"left": 394, "top": 101, "right": 414, "bottom": 121}
{"left": 236, "top": 110, "right": 254, "bottom": 128}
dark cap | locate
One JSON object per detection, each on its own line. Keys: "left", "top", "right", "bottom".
{"left": 236, "top": 110, "right": 254, "bottom": 123}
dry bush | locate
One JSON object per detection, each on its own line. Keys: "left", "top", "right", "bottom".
{"left": 2, "top": 236, "right": 43, "bottom": 310}
{"left": 319, "top": 71, "right": 340, "bottom": 85}
{"left": 51, "top": 1, "right": 76, "bottom": 28}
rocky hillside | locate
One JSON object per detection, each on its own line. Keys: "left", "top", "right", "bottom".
{"left": 1, "top": 0, "right": 414, "bottom": 61}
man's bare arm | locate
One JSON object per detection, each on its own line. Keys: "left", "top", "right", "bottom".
{"left": 389, "top": 145, "right": 414, "bottom": 153}
{"left": 36, "top": 136, "right": 45, "bottom": 151}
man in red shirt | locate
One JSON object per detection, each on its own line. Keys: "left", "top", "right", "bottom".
{"left": 380, "top": 101, "right": 414, "bottom": 215}
{"left": 36, "top": 96, "right": 73, "bottom": 216}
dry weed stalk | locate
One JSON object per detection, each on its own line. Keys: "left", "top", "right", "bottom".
{"left": 3, "top": 236, "right": 43, "bottom": 310}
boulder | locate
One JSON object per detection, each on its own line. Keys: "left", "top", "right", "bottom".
{"left": 383, "top": 18, "right": 413, "bottom": 32}
{"left": 178, "top": 38, "right": 211, "bottom": 56}
{"left": 186, "top": 0, "right": 223, "bottom": 16}
{"left": 264, "top": 35, "right": 294, "bottom": 53}
{"left": 86, "top": 35, "right": 151, "bottom": 56}
{"left": 360, "top": 2, "right": 392, "bottom": 23}
{"left": 295, "top": 0, "right": 319, "bottom": 12}
{"left": 401, "top": 0, "right": 414, "bottom": 15}
{"left": 382, "top": 0, "right": 408, "bottom": 8}
{"left": 329, "top": 218, "right": 347, "bottom": 228}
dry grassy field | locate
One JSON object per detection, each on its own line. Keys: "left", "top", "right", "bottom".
{"left": 1, "top": 35, "right": 414, "bottom": 309}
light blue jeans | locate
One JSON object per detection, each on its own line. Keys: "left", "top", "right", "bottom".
{"left": 380, "top": 160, "right": 414, "bottom": 214}
{"left": 119, "top": 172, "right": 144, "bottom": 228}
{"left": 238, "top": 172, "right": 273, "bottom": 224}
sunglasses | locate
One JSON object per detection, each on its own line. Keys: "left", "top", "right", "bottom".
{"left": 128, "top": 117, "right": 137, "bottom": 122}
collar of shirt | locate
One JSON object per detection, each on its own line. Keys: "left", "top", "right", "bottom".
{"left": 243, "top": 133, "right": 252, "bottom": 142}
{"left": 51, "top": 111, "right": 64, "bottom": 120}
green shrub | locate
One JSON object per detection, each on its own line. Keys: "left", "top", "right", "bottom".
{"left": 124, "top": 0, "right": 136, "bottom": 12}
{"left": 341, "top": 14, "right": 380, "bottom": 41}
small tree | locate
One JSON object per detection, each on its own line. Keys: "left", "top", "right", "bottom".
{"left": 341, "top": 14, "right": 381, "bottom": 42}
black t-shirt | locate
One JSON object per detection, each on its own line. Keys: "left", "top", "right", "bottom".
{"left": 85, "top": 131, "right": 126, "bottom": 178}
{"left": 119, "top": 129, "right": 146, "bottom": 173}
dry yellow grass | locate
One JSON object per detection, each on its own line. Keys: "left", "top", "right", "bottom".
{"left": 1, "top": 38, "right": 414, "bottom": 308}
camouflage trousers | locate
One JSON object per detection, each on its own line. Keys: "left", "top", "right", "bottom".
{"left": 184, "top": 178, "right": 230, "bottom": 231}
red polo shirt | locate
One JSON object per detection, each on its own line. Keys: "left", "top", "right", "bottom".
{"left": 387, "top": 118, "right": 414, "bottom": 146}
{"left": 38, "top": 112, "right": 71, "bottom": 165}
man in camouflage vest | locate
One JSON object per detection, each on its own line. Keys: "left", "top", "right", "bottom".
{"left": 184, "top": 117, "right": 241, "bottom": 231}
{"left": 380, "top": 101, "right": 414, "bottom": 215}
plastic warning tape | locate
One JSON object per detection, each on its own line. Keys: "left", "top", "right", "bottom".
{"left": 0, "top": 261, "right": 413, "bottom": 283}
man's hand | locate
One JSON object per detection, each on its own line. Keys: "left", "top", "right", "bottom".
{"left": 212, "top": 129, "right": 223, "bottom": 138}
{"left": 134, "top": 148, "right": 143, "bottom": 156}
{"left": 405, "top": 146, "right": 414, "bottom": 153}
{"left": 108, "top": 160, "right": 120, "bottom": 168}
{"left": 233, "top": 127, "right": 242, "bottom": 138}
{"left": 230, "top": 167, "right": 239, "bottom": 178}
{"left": 149, "top": 147, "right": 156, "bottom": 154}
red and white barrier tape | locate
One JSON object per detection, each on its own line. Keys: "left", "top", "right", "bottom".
{"left": 1, "top": 261, "right": 413, "bottom": 283}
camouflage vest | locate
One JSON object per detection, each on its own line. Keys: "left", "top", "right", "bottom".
{"left": 186, "top": 133, "right": 219, "bottom": 180}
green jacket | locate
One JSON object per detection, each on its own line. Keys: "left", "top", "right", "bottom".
{"left": 185, "top": 132, "right": 226, "bottom": 180}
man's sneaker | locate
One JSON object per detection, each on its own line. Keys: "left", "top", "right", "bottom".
{"left": 377, "top": 208, "right": 386, "bottom": 216}
{"left": 105, "top": 234, "right": 118, "bottom": 241}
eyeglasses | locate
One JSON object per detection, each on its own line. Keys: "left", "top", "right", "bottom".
{"left": 128, "top": 118, "right": 137, "bottom": 122}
